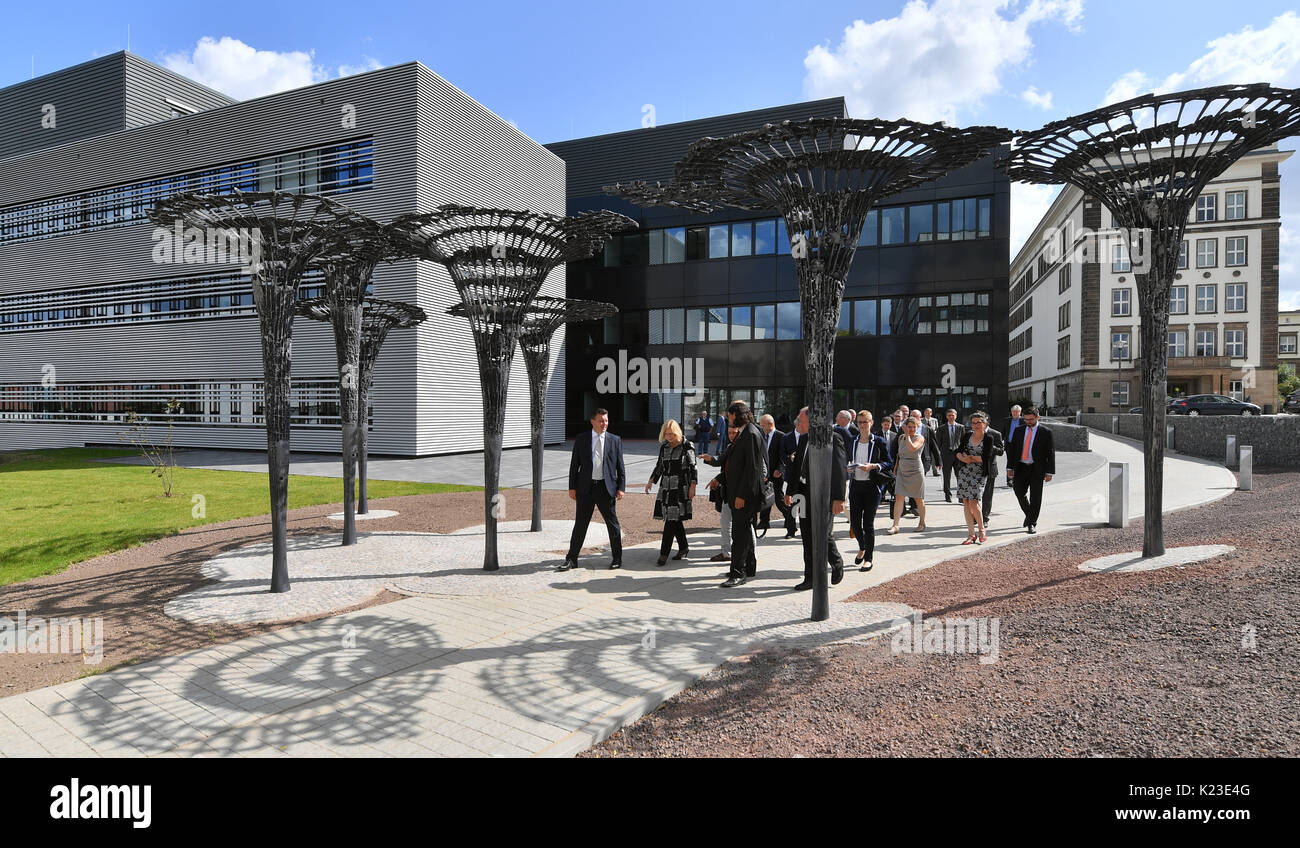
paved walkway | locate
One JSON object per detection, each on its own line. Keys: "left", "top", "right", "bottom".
{"left": 0, "top": 433, "right": 1237, "bottom": 757}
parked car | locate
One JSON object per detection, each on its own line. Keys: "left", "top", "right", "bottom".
{"left": 1283, "top": 391, "right": 1300, "bottom": 414}
{"left": 1167, "top": 394, "right": 1262, "bottom": 416}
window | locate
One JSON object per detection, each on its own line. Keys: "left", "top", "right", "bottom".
{"left": 1225, "top": 329, "right": 1245, "bottom": 358}
{"left": 664, "top": 227, "right": 686, "bottom": 263}
{"left": 730, "top": 305, "right": 752, "bottom": 340}
{"left": 1225, "top": 236, "right": 1246, "bottom": 267}
{"left": 1111, "top": 242, "right": 1130, "bottom": 273}
{"left": 1196, "top": 194, "right": 1216, "bottom": 222}
{"left": 1196, "top": 329, "right": 1215, "bottom": 356}
{"left": 752, "top": 304, "right": 776, "bottom": 340}
{"left": 1058, "top": 301, "right": 1071, "bottom": 330}
{"left": 853, "top": 299, "right": 877, "bottom": 336}
{"left": 685, "top": 308, "right": 706, "bottom": 342}
{"left": 909, "top": 204, "right": 934, "bottom": 242}
{"left": 1196, "top": 238, "right": 1217, "bottom": 268}
{"left": 1281, "top": 334, "right": 1297, "bottom": 354}
{"left": 776, "top": 218, "right": 790, "bottom": 255}
{"left": 776, "top": 302, "right": 800, "bottom": 340}
{"left": 1111, "top": 381, "right": 1129, "bottom": 406}
{"left": 708, "top": 224, "right": 729, "bottom": 259}
{"left": 858, "top": 210, "right": 877, "bottom": 247}
{"left": 1225, "top": 282, "right": 1246, "bottom": 312}
{"left": 1168, "top": 330, "right": 1187, "bottom": 358}
{"left": 1111, "top": 331, "right": 1131, "bottom": 361}
{"left": 730, "top": 221, "right": 753, "bottom": 257}
{"left": 1111, "top": 288, "right": 1131, "bottom": 317}
{"left": 880, "top": 208, "right": 906, "bottom": 245}
{"left": 1229, "top": 379, "right": 1244, "bottom": 401}
{"left": 1170, "top": 285, "right": 1188, "bottom": 314}
{"left": 647, "top": 229, "right": 664, "bottom": 265}
{"left": 1058, "top": 265, "right": 1071, "bottom": 294}
{"left": 1225, "top": 190, "right": 1246, "bottom": 220}
{"left": 1057, "top": 336, "right": 1070, "bottom": 370}
{"left": 753, "top": 220, "right": 775, "bottom": 255}
{"left": 1196, "top": 284, "right": 1216, "bottom": 314}
{"left": 706, "top": 307, "right": 728, "bottom": 341}
{"left": 663, "top": 308, "right": 684, "bottom": 344}
{"left": 686, "top": 226, "right": 708, "bottom": 261}
{"left": 1178, "top": 240, "right": 1188, "bottom": 270}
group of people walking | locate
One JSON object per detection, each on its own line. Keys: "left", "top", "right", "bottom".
{"left": 561, "top": 401, "right": 1056, "bottom": 589}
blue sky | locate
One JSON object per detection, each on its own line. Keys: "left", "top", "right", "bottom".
{"left": 4, "top": 0, "right": 1299, "bottom": 306}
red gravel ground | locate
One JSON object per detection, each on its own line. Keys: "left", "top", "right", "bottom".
{"left": 0, "top": 489, "right": 718, "bottom": 696}
{"left": 583, "top": 469, "right": 1300, "bottom": 757}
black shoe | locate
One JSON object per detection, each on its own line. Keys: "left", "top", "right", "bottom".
{"left": 745, "top": 566, "right": 756, "bottom": 578}
{"left": 792, "top": 581, "right": 813, "bottom": 591}
{"left": 945, "top": 494, "right": 952, "bottom": 503}
{"left": 609, "top": 560, "right": 622, "bottom": 569}
{"left": 656, "top": 556, "right": 668, "bottom": 566}
{"left": 709, "top": 553, "right": 731, "bottom": 562}
{"left": 831, "top": 565, "right": 844, "bottom": 585}
{"left": 982, "top": 514, "right": 990, "bottom": 524}
{"left": 557, "top": 558, "right": 578, "bottom": 572}
{"left": 859, "top": 560, "right": 873, "bottom": 573}
{"left": 1027, "top": 525, "right": 1036, "bottom": 534}
{"left": 855, "top": 550, "right": 867, "bottom": 566}
{"left": 720, "top": 576, "right": 747, "bottom": 588}
{"left": 672, "top": 550, "right": 688, "bottom": 560}
{"left": 784, "top": 531, "right": 798, "bottom": 539}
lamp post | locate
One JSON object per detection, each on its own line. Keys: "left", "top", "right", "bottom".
{"left": 609, "top": 117, "right": 1010, "bottom": 620}
{"left": 1001, "top": 84, "right": 1300, "bottom": 557}
{"left": 150, "top": 191, "right": 349, "bottom": 593}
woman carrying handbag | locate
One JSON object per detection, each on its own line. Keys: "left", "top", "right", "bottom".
{"left": 644, "top": 419, "right": 698, "bottom": 565}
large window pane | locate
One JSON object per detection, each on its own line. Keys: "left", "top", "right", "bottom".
{"left": 858, "top": 209, "right": 877, "bottom": 247}
{"left": 621, "top": 232, "right": 645, "bottom": 265}
{"left": 709, "top": 224, "right": 729, "bottom": 258}
{"left": 686, "top": 226, "right": 708, "bottom": 261}
{"left": 950, "top": 199, "right": 965, "bottom": 240}
{"left": 978, "top": 197, "right": 991, "bottom": 237}
{"left": 776, "top": 218, "right": 790, "bottom": 255}
{"left": 686, "top": 308, "right": 706, "bottom": 342}
{"left": 909, "top": 204, "right": 934, "bottom": 242}
{"left": 664, "top": 308, "right": 684, "bottom": 343}
{"left": 880, "top": 207, "right": 905, "bottom": 245}
{"left": 777, "top": 302, "right": 801, "bottom": 339}
{"left": 882, "top": 297, "right": 919, "bottom": 334}
{"left": 936, "top": 202, "right": 950, "bottom": 240}
{"left": 753, "top": 304, "right": 776, "bottom": 340}
{"left": 731, "top": 221, "right": 753, "bottom": 256}
{"left": 731, "top": 305, "right": 752, "bottom": 340}
{"left": 707, "top": 307, "right": 728, "bottom": 341}
{"left": 838, "top": 301, "right": 851, "bottom": 336}
{"left": 963, "top": 198, "right": 978, "bottom": 240}
{"left": 853, "top": 299, "right": 877, "bottom": 335}
{"left": 754, "top": 219, "right": 775, "bottom": 255}
{"left": 648, "top": 309, "right": 664, "bottom": 344}
{"left": 647, "top": 229, "right": 664, "bottom": 265}
{"left": 664, "top": 227, "right": 686, "bottom": 263}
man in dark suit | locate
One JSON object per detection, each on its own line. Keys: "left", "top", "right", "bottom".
{"left": 833, "top": 411, "right": 855, "bottom": 456}
{"left": 1002, "top": 405, "right": 1024, "bottom": 488}
{"left": 784, "top": 406, "right": 847, "bottom": 590}
{"left": 936, "top": 408, "right": 965, "bottom": 502}
{"left": 1006, "top": 407, "right": 1054, "bottom": 534}
{"left": 757, "top": 414, "right": 795, "bottom": 538}
{"left": 982, "top": 420, "right": 1005, "bottom": 525}
{"left": 559, "top": 408, "right": 626, "bottom": 571}
{"left": 720, "top": 401, "right": 766, "bottom": 587}
{"left": 877, "top": 415, "right": 900, "bottom": 512}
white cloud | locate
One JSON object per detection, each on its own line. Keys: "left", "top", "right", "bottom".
{"left": 1103, "top": 11, "right": 1300, "bottom": 104}
{"left": 1020, "top": 85, "right": 1053, "bottom": 110}
{"left": 1010, "top": 182, "right": 1061, "bottom": 258}
{"left": 803, "top": 0, "right": 1083, "bottom": 124}
{"left": 163, "top": 37, "right": 385, "bottom": 100}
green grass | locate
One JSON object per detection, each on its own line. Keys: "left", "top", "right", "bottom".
{"left": 0, "top": 447, "right": 478, "bottom": 586}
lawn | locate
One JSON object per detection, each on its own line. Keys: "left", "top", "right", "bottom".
{"left": 0, "top": 447, "right": 478, "bottom": 585}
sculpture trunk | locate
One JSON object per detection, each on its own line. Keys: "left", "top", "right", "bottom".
{"left": 1135, "top": 233, "right": 1179, "bottom": 559}
{"left": 522, "top": 342, "right": 550, "bottom": 532}
{"left": 257, "top": 285, "right": 295, "bottom": 594}
{"left": 474, "top": 325, "right": 522, "bottom": 571}
{"left": 332, "top": 298, "right": 363, "bottom": 545}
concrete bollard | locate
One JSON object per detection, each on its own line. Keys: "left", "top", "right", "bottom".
{"left": 1075, "top": 411, "right": 1082, "bottom": 425}
{"left": 1226, "top": 434, "right": 1237, "bottom": 467}
{"left": 1238, "top": 446, "right": 1253, "bottom": 491}
{"left": 1112, "top": 415, "right": 1119, "bottom": 434}
{"left": 1166, "top": 424, "right": 1175, "bottom": 451}
{"left": 1108, "top": 461, "right": 1128, "bottom": 528}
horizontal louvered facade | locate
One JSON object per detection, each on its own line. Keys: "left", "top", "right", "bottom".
{"left": 1, "top": 54, "right": 565, "bottom": 456}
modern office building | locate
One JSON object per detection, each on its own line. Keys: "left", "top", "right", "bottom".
{"left": 1008, "top": 145, "right": 1289, "bottom": 413}
{"left": 0, "top": 52, "right": 566, "bottom": 456}
{"left": 546, "top": 100, "right": 1011, "bottom": 439}
{"left": 1280, "top": 308, "right": 1299, "bottom": 365}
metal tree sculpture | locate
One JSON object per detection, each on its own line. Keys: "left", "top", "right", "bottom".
{"left": 149, "top": 190, "right": 349, "bottom": 593}
{"left": 1001, "top": 84, "right": 1300, "bottom": 558}
{"left": 609, "top": 117, "right": 1010, "bottom": 620}
{"left": 393, "top": 206, "right": 634, "bottom": 571}
{"left": 514, "top": 296, "right": 618, "bottom": 531}
{"left": 299, "top": 296, "right": 428, "bottom": 515}
{"left": 297, "top": 217, "right": 409, "bottom": 546}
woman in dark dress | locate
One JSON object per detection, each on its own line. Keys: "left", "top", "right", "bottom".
{"left": 955, "top": 411, "right": 994, "bottom": 545}
{"left": 644, "top": 419, "right": 698, "bottom": 565}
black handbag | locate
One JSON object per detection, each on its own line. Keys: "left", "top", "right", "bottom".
{"left": 755, "top": 430, "right": 776, "bottom": 510}
{"left": 869, "top": 467, "right": 895, "bottom": 487}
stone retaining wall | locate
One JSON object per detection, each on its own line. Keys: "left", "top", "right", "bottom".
{"left": 1037, "top": 419, "right": 1090, "bottom": 452}
{"left": 1077, "top": 413, "right": 1300, "bottom": 467}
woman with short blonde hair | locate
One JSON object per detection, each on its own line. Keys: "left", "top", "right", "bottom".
{"left": 658, "top": 418, "right": 683, "bottom": 444}
{"left": 645, "top": 419, "right": 697, "bottom": 565}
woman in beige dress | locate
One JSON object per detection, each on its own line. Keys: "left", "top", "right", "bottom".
{"left": 887, "top": 416, "right": 927, "bottom": 534}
